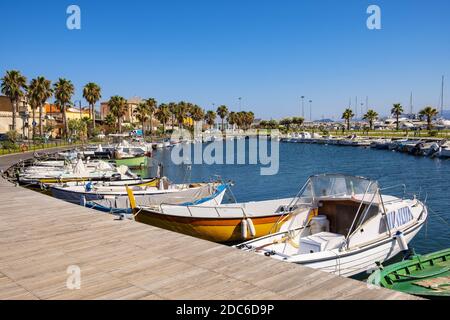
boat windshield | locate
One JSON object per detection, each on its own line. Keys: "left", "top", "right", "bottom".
{"left": 294, "top": 174, "right": 381, "bottom": 205}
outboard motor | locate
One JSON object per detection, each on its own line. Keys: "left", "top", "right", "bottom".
{"left": 427, "top": 143, "right": 440, "bottom": 157}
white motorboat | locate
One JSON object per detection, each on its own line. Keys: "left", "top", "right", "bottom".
{"left": 435, "top": 141, "right": 450, "bottom": 158}
{"left": 235, "top": 174, "right": 428, "bottom": 277}
{"left": 85, "top": 182, "right": 229, "bottom": 215}
{"left": 50, "top": 177, "right": 217, "bottom": 204}
{"left": 18, "top": 159, "right": 137, "bottom": 184}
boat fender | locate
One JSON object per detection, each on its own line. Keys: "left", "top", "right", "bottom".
{"left": 247, "top": 218, "right": 256, "bottom": 238}
{"left": 80, "top": 195, "right": 86, "bottom": 207}
{"left": 395, "top": 231, "right": 408, "bottom": 252}
{"left": 241, "top": 219, "right": 248, "bottom": 240}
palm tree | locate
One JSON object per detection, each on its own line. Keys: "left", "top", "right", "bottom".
{"left": 83, "top": 83, "right": 101, "bottom": 130}
{"left": 108, "top": 96, "right": 127, "bottom": 133}
{"left": 168, "top": 102, "right": 177, "bottom": 129}
{"left": 216, "top": 105, "right": 229, "bottom": 133}
{"left": 53, "top": 78, "right": 75, "bottom": 138}
{"left": 243, "top": 111, "right": 255, "bottom": 130}
{"left": 419, "top": 106, "right": 439, "bottom": 131}
{"left": 1, "top": 70, "right": 27, "bottom": 132}
{"left": 143, "top": 98, "right": 157, "bottom": 135}
{"left": 134, "top": 102, "right": 149, "bottom": 139}
{"left": 26, "top": 87, "right": 39, "bottom": 139}
{"left": 175, "top": 101, "right": 189, "bottom": 129}
{"left": 104, "top": 113, "right": 116, "bottom": 133}
{"left": 342, "top": 108, "right": 355, "bottom": 131}
{"left": 190, "top": 105, "right": 205, "bottom": 123}
{"left": 391, "top": 103, "right": 404, "bottom": 131}
{"left": 363, "top": 109, "right": 379, "bottom": 131}
{"left": 205, "top": 110, "right": 216, "bottom": 129}
{"left": 227, "top": 112, "right": 236, "bottom": 127}
{"left": 28, "top": 77, "right": 52, "bottom": 137}
{"left": 156, "top": 104, "right": 170, "bottom": 134}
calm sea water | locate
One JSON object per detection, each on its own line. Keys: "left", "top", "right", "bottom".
{"left": 135, "top": 138, "right": 450, "bottom": 254}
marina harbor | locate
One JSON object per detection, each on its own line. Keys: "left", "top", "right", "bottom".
{"left": 1, "top": 0, "right": 449, "bottom": 305}
{"left": 0, "top": 149, "right": 417, "bottom": 300}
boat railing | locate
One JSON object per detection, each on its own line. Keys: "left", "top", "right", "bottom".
{"left": 159, "top": 203, "right": 248, "bottom": 218}
{"left": 380, "top": 184, "right": 407, "bottom": 201}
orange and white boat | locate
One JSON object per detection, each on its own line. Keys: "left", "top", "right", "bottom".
{"left": 131, "top": 196, "right": 298, "bottom": 243}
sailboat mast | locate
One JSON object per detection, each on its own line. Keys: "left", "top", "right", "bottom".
{"left": 441, "top": 75, "right": 445, "bottom": 115}
{"left": 410, "top": 92, "right": 413, "bottom": 115}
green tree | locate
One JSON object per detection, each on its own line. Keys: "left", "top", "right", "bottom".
{"left": 363, "top": 109, "right": 378, "bottom": 131}
{"left": 26, "top": 86, "right": 39, "bottom": 139}
{"left": 204, "top": 110, "right": 217, "bottom": 129}
{"left": 104, "top": 113, "right": 116, "bottom": 133}
{"left": 391, "top": 103, "right": 404, "bottom": 131}
{"left": 53, "top": 78, "right": 75, "bottom": 138}
{"left": 291, "top": 117, "right": 304, "bottom": 130}
{"left": 280, "top": 118, "right": 293, "bottom": 131}
{"left": 1, "top": 70, "right": 27, "bottom": 132}
{"left": 134, "top": 102, "right": 150, "bottom": 139}
{"left": 168, "top": 102, "right": 177, "bottom": 130}
{"left": 190, "top": 105, "right": 205, "bottom": 122}
{"left": 227, "top": 112, "right": 236, "bottom": 129}
{"left": 143, "top": 98, "right": 157, "bottom": 135}
{"left": 83, "top": 82, "right": 101, "bottom": 130}
{"left": 243, "top": 111, "right": 255, "bottom": 130}
{"left": 156, "top": 103, "right": 170, "bottom": 134}
{"left": 419, "top": 106, "right": 439, "bottom": 131}
{"left": 342, "top": 108, "right": 354, "bottom": 131}
{"left": 108, "top": 96, "right": 127, "bottom": 133}
{"left": 28, "top": 77, "right": 53, "bottom": 138}
{"left": 216, "top": 105, "right": 229, "bottom": 133}
{"left": 175, "top": 101, "right": 189, "bottom": 129}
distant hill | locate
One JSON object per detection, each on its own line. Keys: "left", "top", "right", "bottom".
{"left": 314, "top": 119, "right": 334, "bottom": 123}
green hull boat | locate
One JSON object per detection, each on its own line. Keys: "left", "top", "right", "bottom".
{"left": 115, "top": 155, "right": 147, "bottom": 168}
{"left": 368, "top": 248, "right": 450, "bottom": 299}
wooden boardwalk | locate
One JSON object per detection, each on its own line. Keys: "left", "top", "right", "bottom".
{"left": 0, "top": 151, "right": 418, "bottom": 300}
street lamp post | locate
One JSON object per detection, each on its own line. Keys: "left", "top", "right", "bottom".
{"left": 238, "top": 97, "right": 242, "bottom": 112}
{"left": 309, "top": 100, "right": 312, "bottom": 122}
{"left": 301, "top": 96, "right": 305, "bottom": 118}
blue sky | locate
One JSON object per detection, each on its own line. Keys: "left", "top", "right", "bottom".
{"left": 1, "top": 0, "right": 449, "bottom": 119}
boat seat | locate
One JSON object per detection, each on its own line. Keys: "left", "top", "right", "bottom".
{"left": 298, "top": 232, "right": 345, "bottom": 254}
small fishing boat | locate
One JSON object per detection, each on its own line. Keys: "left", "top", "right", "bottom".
{"left": 367, "top": 248, "right": 450, "bottom": 299}
{"left": 86, "top": 183, "right": 229, "bottom": 215}
{"left": 114, "top": 154, "right": 148, "bottom": 167}
{"left": 50, "top": 177, "right": 215, "bottom": 204}
{"left": 131, "top": 196, "right": 298, "bottom": 243}
{"left": 370, "top": 139, "right": 392, "bottom": 150}
{"left": 18, "top": 159, "right": 137, "bottom": 185}
{"left": 235, "top": 174, "right": 428, "bottom": 277}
